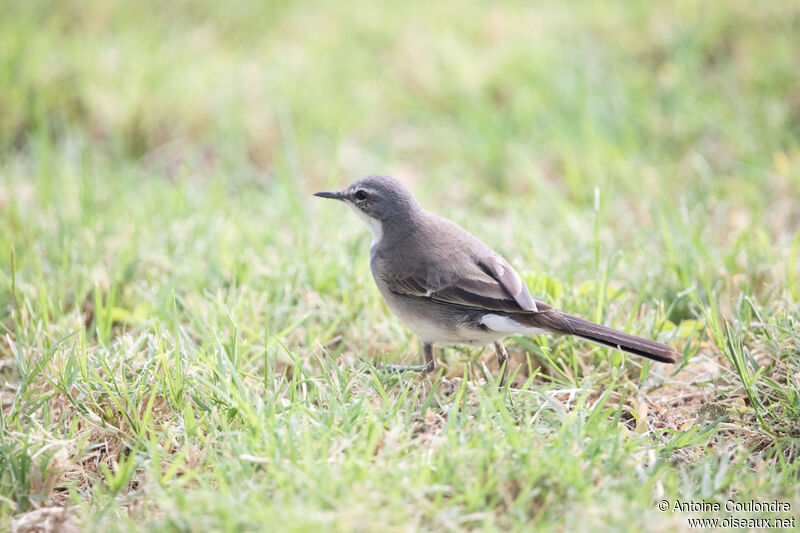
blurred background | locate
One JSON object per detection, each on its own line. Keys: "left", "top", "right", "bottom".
{"left": 4, "top": 0, "right": 798, "bottom": 189}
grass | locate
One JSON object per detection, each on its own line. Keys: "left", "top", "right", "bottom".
{"left": 1, "top": 0, "right": 799, "bottom": 530}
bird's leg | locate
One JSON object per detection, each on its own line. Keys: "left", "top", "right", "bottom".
{"left": 382, "top": 343, "right": 436, "bottom": 374}
{"left": 494, "top": 341, "right": 509, "bottom": 388}
{"left": 423, "top": 342, "right": 435, "bottom": 372}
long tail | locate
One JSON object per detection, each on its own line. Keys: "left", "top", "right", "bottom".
{"left": 524, "top": 309, "right": 678, "bottom": 364}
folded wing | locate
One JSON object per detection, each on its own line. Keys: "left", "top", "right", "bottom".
{"left": 386, "top": 252, "right": 537, "bottom": 314}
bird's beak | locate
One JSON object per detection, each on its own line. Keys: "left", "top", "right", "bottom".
{"left": 313, "top": 190, "right": 345, "bottom": 201}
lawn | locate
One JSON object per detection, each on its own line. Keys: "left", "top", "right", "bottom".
{"left": 1, "top": 0, "right": 799, "bottom": 531}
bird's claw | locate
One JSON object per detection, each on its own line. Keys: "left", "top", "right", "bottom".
{"left": 381, "top": 362, "right": 435, "bottom": 374}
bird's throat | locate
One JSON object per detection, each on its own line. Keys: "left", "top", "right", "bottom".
{"left": 346, "top": 203, "right": 384, "bottom": 246}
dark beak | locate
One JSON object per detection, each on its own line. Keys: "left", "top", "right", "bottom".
{"left": 313, "top": 190, "right": 345, "bottom": 200}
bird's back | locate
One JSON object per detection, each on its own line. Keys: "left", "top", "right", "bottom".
{"left": 371, "top": 210, "right": 491, "bottom": 281}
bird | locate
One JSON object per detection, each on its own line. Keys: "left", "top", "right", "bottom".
{"left": 314, "top": 175, "right": 677, "bottom": 386}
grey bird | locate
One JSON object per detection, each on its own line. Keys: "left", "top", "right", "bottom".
{"left": 315, "top": 175, "right": 677, "bottom": 386}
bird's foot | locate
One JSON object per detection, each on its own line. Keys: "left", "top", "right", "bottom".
{"left": 381, "top": 362, "right": 435, "bottom": 374}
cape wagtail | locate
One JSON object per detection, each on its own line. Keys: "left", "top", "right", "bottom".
{"left": 315, "top": 175, "right": 677, "bottom": 385}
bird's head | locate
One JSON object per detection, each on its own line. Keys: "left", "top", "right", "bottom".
{"left": 314, "top": 175, "right": 421, "bottom": 244}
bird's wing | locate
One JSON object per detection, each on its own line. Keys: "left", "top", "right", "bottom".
{"left": 387, "top": 252, "right": 538, "bottom": 314}
{"left": 478, "top": 254, "right": 538, "bottom": 312}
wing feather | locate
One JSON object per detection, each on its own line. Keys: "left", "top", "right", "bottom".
{"left": 478, "top": 254, "right": 537, "bottom": 312}
{"left": 386, "top": 253, "right": 537, "bottom": 313}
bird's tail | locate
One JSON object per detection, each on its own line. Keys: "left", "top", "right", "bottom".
{"left": 525, "top": 309, "right": 678, "bottom": 364}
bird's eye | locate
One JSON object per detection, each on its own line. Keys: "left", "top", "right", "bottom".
{"left": 354, "top": 190, "right": 368, "bottom": 201}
